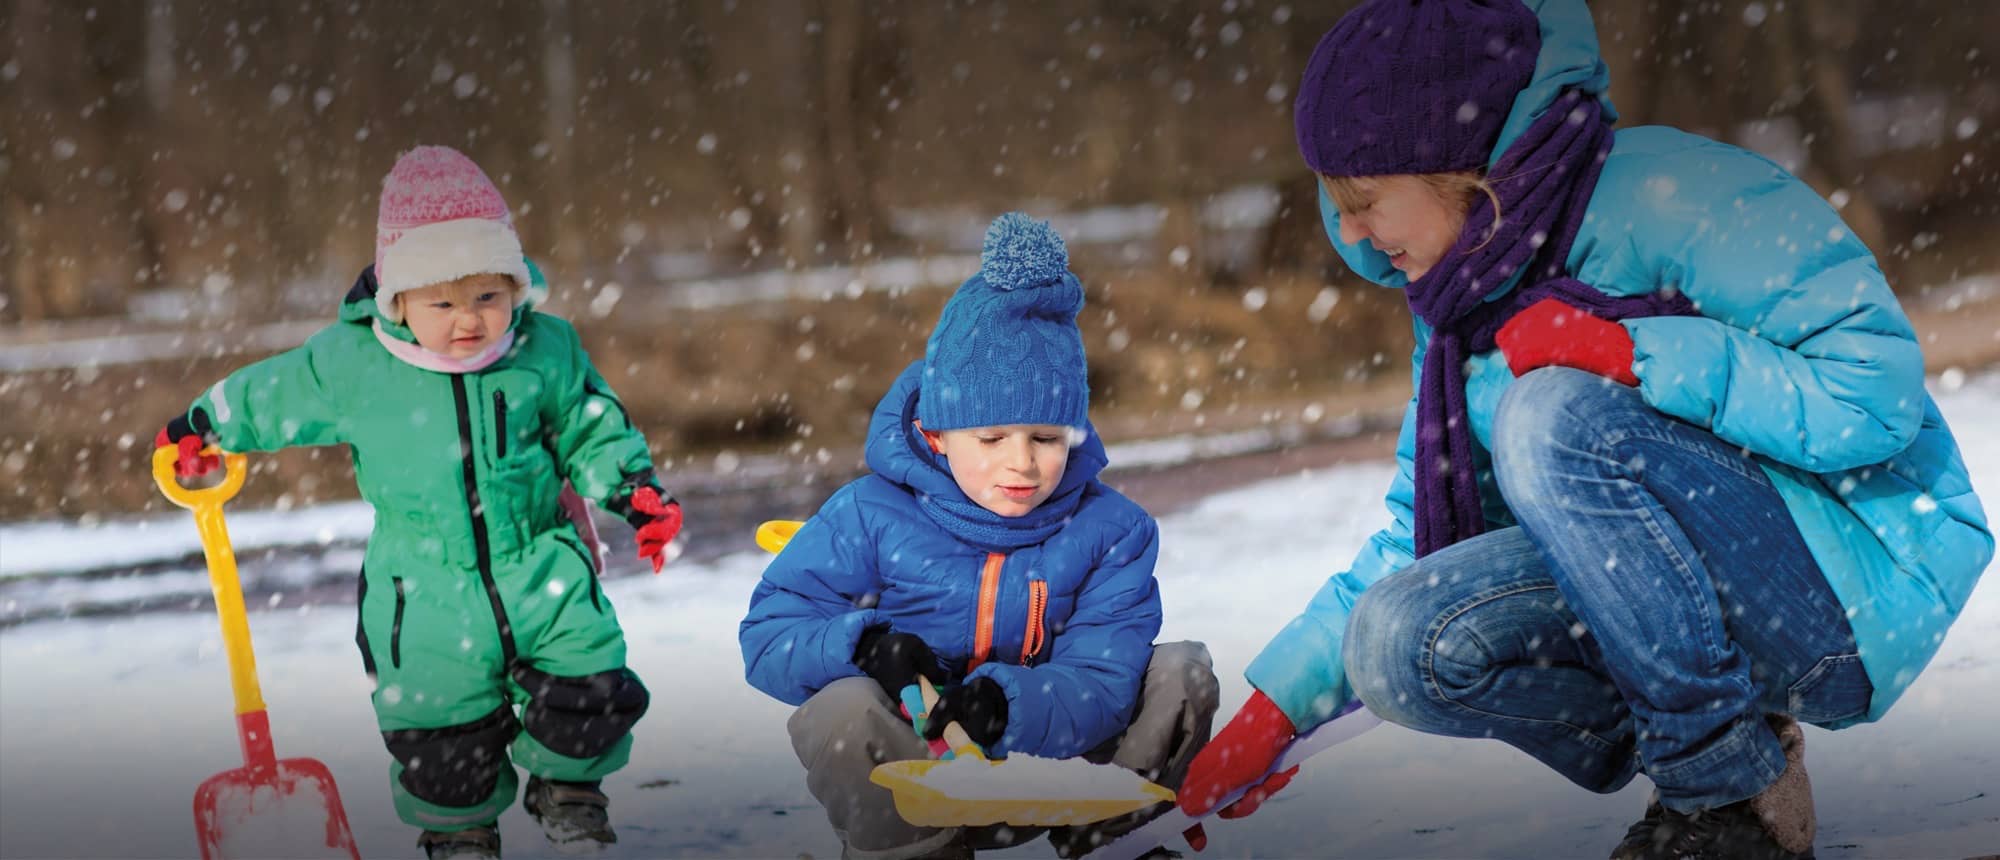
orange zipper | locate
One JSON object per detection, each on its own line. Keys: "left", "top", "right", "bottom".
{"left": 968, "top": 552, "right": 1005, "bottom": 671}
{"left": 1020, "top": 579, "right": 1048, "bottom": 664}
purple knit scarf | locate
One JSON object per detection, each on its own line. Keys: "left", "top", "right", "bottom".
{"left": 1405, "top": 90, "right": 1696, "bottom": 557}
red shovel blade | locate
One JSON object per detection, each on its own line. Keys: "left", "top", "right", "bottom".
{"left": 193, "top": 756, "right": 359, "bottom": 860}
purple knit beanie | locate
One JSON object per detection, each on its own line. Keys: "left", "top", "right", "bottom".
{"left": 1295, "top": 0, "right": 1541, "bottom": 178}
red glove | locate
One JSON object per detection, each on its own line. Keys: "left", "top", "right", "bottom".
{"left": 629, "top": 487, "right": 683, "bottom": 574}
{"left": 153, "top": 427, "right": 220, "bottom": 479}
{"left": 1494, "top": 297, "right": 1640, "bottom": 386}
{"left": 1177, "top": 690, "right": 1298, "bottom": 819}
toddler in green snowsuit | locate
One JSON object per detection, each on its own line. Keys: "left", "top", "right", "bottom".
{"left": 153, "top": 146, "right": 682, "bottom": 859}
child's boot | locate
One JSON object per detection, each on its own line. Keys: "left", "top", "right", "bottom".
{"left": 417, "top": 824, "right": 502, "bottom": 860}
{"left": 523, "top": 775, "right": 616, "bottom": 854}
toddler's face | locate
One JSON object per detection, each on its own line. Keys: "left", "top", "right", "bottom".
{"left": 926, "top": 424, "right": 1075, "bottom": 518}
{"left": 400, "top": 273, "right": 516, "bottom": 359}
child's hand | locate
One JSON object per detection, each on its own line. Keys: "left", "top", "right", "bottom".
{"left": 852, "top": 628, "right": 942, "bottom": 700}
{"left": 922, "top": 678, "right": 1008, "bottom": 748}
{"left": 153, "top": 426, "right": 220, "bottom": 479}
{"left": 1177, "top": 689, "right": 1297, "bottom": 818}
{"left": 628, "top": 487, "right": 682, "bottom": 573}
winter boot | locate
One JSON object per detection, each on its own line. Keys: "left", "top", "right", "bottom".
{"left": 1610, "top": 715, "right": 1816, "bottom": 859}
{"left": 417, "top": 824, "right": 502, "bottom": 860}
{"left": 1750, "top": 714, "right": 1817, "bottom": 855}
{"left": 523, "top": 775, "right": 616, "bottom": 854}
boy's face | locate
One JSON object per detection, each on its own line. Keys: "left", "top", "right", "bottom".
{"left": 399, "top": 273, "right": 516, "bottom": 359}
{"left": 925, "top": 424, "right": 1074, "bottom": 518}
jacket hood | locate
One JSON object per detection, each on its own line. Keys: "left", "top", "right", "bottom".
{"left": 865, "top": 361, "right": 1109, "bottom": 512}
{"left": 1321, "top": 0, "right": 1617, "bottom": 288}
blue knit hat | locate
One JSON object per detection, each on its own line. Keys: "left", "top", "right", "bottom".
{"left": 1295, "top": 0, "right": 1540, "bottom": 177}
{"left": 916, "top": 213, "right": 1089, "bottom": 431}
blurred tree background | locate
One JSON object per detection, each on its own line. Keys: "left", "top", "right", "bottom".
{"left": 2, "top": 0, "right": 1997, "bottom": 519}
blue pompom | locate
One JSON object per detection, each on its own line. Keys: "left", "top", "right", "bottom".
{"left": 979, "top": 212, "right": 1069, "bottom": 291}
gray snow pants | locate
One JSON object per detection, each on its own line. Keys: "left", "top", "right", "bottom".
{"left": 788, "top": 641, "right": 1220, "bottom": 860}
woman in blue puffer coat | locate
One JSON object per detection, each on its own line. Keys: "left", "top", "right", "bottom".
{"left": 1178, "top": 2, "right": 1990, "bottom": 859}
{"left": 741, "top": 214, "right": 1219, "bottom": 860}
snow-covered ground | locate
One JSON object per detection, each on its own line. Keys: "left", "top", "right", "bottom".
{"left": 3, "top": 373, "right": 1996, "bottom": 859}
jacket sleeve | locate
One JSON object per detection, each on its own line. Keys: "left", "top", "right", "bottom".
{"left": 970, "top": 515, "right": 1163, "bottom": 760}
{"left": 541, "top": 318, "right": 661, "bottom": 508}
{"left": 186, "top": 327, "right": 351, "bottom": 452}
{"left": 739, "top": 485, "right": 886, "bottom": 706}
{"left": 1619, "top": 148, "right": 1926, "bottom": 473}
{"left": 1243, "top": 342, "right": 1422, "bottom": 733}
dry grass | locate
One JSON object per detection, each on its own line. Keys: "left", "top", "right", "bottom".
{"left": 0, "top": 266, "right": 1415, "bottom": 520}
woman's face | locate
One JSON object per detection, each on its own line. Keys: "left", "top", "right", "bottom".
{"left": 1330, "top": 175, "right": 1471, "bottom": 281}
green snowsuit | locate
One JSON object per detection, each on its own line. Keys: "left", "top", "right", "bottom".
{"left": 173, "top": 265, "right": 657, "bottom": 830}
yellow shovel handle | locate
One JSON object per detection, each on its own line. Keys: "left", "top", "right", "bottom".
{"left": 152, "top": 446, "right": 265, "bottom": 716}
{"left": 755, "top": 520, "right": 803, "bottom": 554}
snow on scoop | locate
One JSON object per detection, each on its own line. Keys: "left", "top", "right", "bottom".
{"left": 756, "top": 520, "right": 1180, "bottom": 827}
{"left": 1087, "top": 701, "right": 1383, "bottom": 860}
{"left": 152, "top": 447, "right": 361, "bottom": 860}
{"left": 870, "top": 674, "right": 1177, "bottom": 828}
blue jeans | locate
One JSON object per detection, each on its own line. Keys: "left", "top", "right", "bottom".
{"left": 1343, "top": 368, "right": 1871, "bottom": 813}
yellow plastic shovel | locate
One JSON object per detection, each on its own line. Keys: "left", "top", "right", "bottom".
{"left": 153, "top": 447, "right": 361, "bottom": 860}
{"left": 755, "top": 520, "right": 1175, "bottom": 827}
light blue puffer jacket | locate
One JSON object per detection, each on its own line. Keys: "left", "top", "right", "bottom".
{"left": 1246, "top": 0, "right": 1991, "bottom": 731}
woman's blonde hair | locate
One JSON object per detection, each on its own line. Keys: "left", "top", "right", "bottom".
{"left": 1319, "top": 171, "right": 1497, "bottom": 219}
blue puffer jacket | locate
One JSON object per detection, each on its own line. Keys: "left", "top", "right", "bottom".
{"left": 740, "top": 362, "right": 1164, "bottom": 759}
{"left": 1247, "top": 0, "right": 1992, "bottom": 731}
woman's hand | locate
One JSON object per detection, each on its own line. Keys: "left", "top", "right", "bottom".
{"left": 1177, "top": 690, "right": 1298, "bottom": 818}
{"left": 1496, "top": 297, "right": 1640, "bottom": 386}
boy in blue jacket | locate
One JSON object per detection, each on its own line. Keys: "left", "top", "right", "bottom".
{"left": 741, "top": 213, "right": 1218, "bottom": 860}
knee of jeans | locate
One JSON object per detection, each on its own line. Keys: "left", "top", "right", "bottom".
{"left": 1343, "top": 580, "right": 1440, "bottom": 727}
{"left": 1493, "top": 367, "right": 1621, "bottom": 496}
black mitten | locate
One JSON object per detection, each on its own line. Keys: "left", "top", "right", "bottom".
{"left": 922, "top": 678, "right": 1008, "bottom": 748}
{"left": 852, "top": 627, "right": 942, "bottom": 700}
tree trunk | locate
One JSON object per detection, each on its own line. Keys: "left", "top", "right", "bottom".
{"left": 1789, "top": 1, "right": 1892, "bottom": 260}
{"left": 818, "top": 0, "right": 869, "bottom": 256}
{"left": 541, "top": 0, "right": 586, "bottom": 284}
{"left": 680, "top": 4, "right": 785, "bottom": 263}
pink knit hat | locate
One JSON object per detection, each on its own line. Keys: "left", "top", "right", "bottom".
{"left": 373, "top": 145, "right": 540, "bottom": 323}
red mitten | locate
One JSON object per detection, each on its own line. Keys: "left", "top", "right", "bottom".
{"left": 1176, "top": 690, "right": 1297, "bottom": 818}
{"left": 1218, "top": 764, "right": 1299, "bottom": 819}
{"left": 153, "top": 427, "right": 220, "bottom": 479}
{"left": 629, "top": 487, "right": 683, "bottom": 574}
{"left": 1182, "top": 823, "right": 1208, "bottom": 852}
{"left": 1494, "top": 297, "right": 1640, "bottom": 386}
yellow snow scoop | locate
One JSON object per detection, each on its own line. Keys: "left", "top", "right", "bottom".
{"left": 755, "top": 519, "right": 1176, "bottom": 827}
{"left": 153, "top": 447, "right": 361, "bottom": 860}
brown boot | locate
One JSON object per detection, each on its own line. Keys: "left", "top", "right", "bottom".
{"left": 1749, "top": 714, "right": 1816, "bottom": 855}
{"left": 1608, "top": 714, "right": 1816, "bottom": 860}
